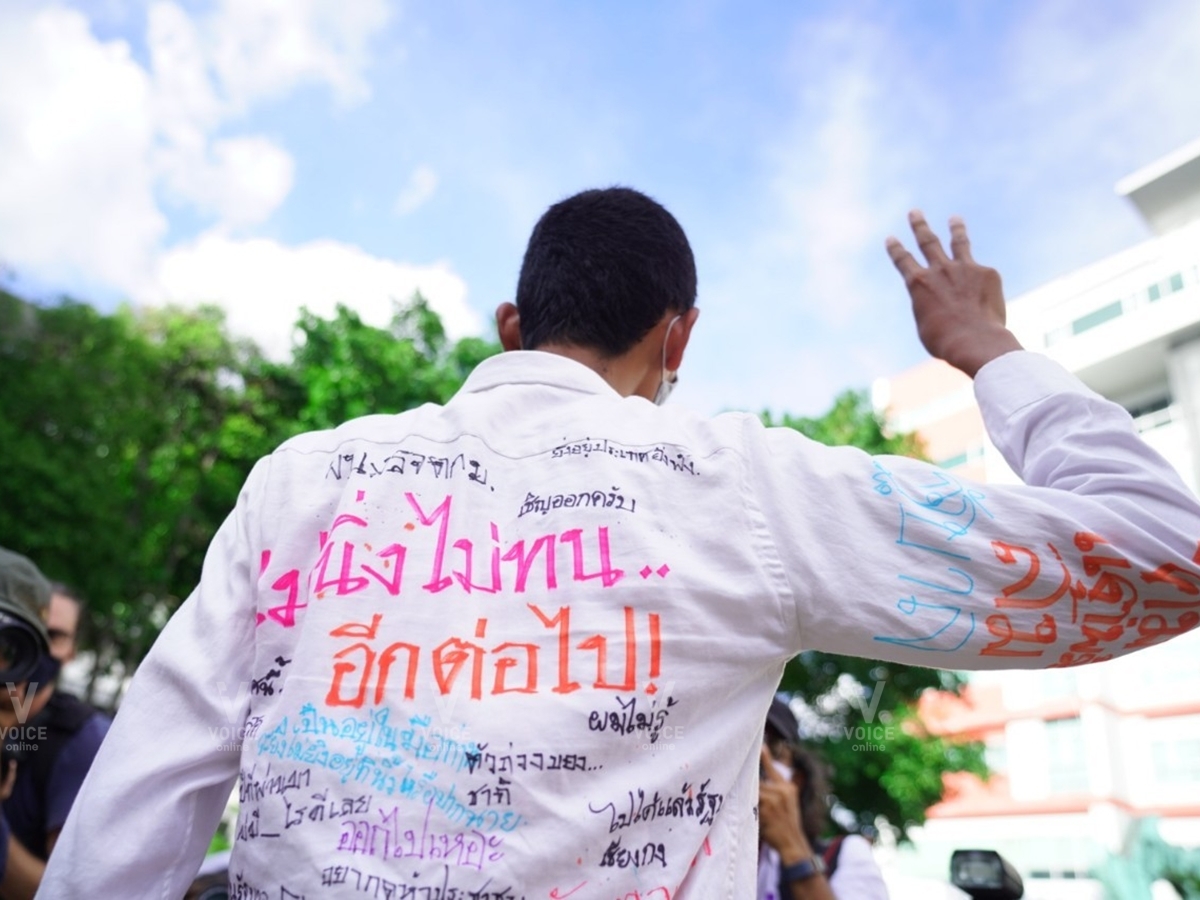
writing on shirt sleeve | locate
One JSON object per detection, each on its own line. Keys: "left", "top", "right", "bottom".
{"left": 868, "top": 460, "right": 1200, "bottom": 663}
{"left": 870, "top": 461, "right": 987, "bottom": 652}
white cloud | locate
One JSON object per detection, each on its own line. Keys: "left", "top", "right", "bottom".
{"left": 1004, "top": 0, "right": 1200, "bottom": 164}
{"left": 760, "top": 69, "right": 902, "bottom": 328}
{"left": 145, "top": 2, "right": 289, "bottom": 230}
{"left": 0, "top": 5, "right": 164, "bottom": 291}
{"left": 147, "top": 1, "right": 222, "bottom": 141}
{"left": 142, "top": 0, "right": 391, "bottom": 226}
{"left": 206, "top": 0, "right": 392, "bottom": 109}
{"left": 152, "top": 231, "right": 481, "bottom": 360}
{"left": 755, "top": 15, "right": 922, "bottom": 328}
{"left": 709, "top": 0, "right": 1200, "bottom": 420}
{"left": 687, "top": 16, "right": 920, "bottom": 417}
{"left": 0, "top": 0, "right": 432, "bottom": 341}
{"left": 394, "top": 164, "right": 439, "bottom": 216}
{"left": 986, "top": 0, "right": 1200, "bottom": 283}
{"left": 158, "top": 134, "right": 295, "bottom": 227}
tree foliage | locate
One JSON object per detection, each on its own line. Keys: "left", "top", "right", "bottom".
{"left": 287, "top": 298, "right": 497, "bottom": 431}
{"left": 763, "top": 393, "right": 987, "bottom": 840}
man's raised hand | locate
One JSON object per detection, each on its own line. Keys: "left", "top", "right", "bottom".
{"left": 886, "top": 211, "right": 1023, "bottom": 377}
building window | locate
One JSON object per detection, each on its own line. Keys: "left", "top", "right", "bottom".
{"left": 1148, "top": 271, "right": 1186, "bottom": 302}
{"left": 1045, "top": 324, "right": 1072, "bottom": 347}
{"left": 984, "top": 739, "right": 1008, "bottom": 775}
{"left": 1126, "top": 394, "right": 1175, "bottom": 433}
{"left": 1151, "top": 738, "right": 1200, "bottom": 785}
{"left": 1046, "top": 269, "right": 1191, "bottom": 347}
{"left": 1046, "top": 717, "right": 1088, "bottom": 794}
{"left": 1071, "top": 301, "right": 1124, "bottom": 336}
{"left": 1126, "top": 395, "right": 1171, "bottom": 419}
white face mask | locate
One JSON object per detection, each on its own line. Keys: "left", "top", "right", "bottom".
{"left": 653, "top": 314, "right": 682, "bottom": 406}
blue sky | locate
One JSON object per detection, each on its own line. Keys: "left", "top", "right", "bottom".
{"left": 2, "top": 0, "right": 1199, "bottom": 417}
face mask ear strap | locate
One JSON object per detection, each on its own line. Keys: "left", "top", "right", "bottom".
{"left": 654, "top": 314, "right": 683, "bottom": 406}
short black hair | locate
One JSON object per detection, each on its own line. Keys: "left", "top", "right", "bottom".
{"left": 515, "top": 187, "right": 697, "bottom": 356}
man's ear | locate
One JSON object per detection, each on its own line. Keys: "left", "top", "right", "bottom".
{"left": 664, "top": 307, "right": 700, "bottom": 371}
{"left": 495, "top": 302, "right": 522, "bottom": 351}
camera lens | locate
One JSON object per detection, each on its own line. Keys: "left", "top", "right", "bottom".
{"left": 0, "top": 615, "right": 42, "bottom": 684}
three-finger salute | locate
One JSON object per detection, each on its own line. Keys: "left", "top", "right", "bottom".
{"left": 887, "top": 210, "right": 1023, "bottom": 378}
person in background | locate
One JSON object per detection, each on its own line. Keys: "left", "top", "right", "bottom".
{"left": 45, "top": 584, "right": 82, "bottom": 667}
{"left": 0, "top": 549, "right": 109, "bottom": 900}
{"left": 759, "top": 697, "right": 889, "bottom": 900}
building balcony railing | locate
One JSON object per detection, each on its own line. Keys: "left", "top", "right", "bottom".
{"left": 1042, "top": 265, "right": 1197, "bottom": 348}
{"left": 1133, "top": 403, "right": 1180, "bottom": 434}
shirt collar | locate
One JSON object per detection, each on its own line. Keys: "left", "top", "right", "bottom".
{"left": 459, "top": 351, "right": 621, "bottom": 398}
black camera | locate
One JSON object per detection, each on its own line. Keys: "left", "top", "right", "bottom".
{"left": 951, "top": 849, "right": 1025, "bottom": 900}
{"left": 0, "top": 608, "right": 47, "bottom": 686}
{"left": 0, "top": 606, "right": 51, "bottom": 782}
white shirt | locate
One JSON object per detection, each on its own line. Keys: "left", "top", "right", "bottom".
{"left": 757, "top": 835, "right": 888, "bottom": 900}
{"left": 42, "top": 350, "right": 1200, "bottom": 899}
{"left": 829, "top": 835, "right": 888, "bottom": 900}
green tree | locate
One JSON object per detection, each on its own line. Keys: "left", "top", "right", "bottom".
{"left": 0, "top": 292, "right": 288, "bottom": 687}
{"left": 287, "top": 295, "right": 497, "bottom": 431}
{"left": 763, "top": 391, "right": 988, "bottom": 840}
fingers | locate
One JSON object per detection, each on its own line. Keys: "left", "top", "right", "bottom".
{"left": 888, "top": 212, "right": 973, "bottom": 277}
{"left": 949, "top": 215, "right": 973, "bottom": 262}
{"left": 760, "top": 745, "right": 783, "bottom": 783}
{"left": 908, "top": 210, "right": 949, "bottom": 265}
{"left": 885, "top": 235, "right": 922, "bottom": 282}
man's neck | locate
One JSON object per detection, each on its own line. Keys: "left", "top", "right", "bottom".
{"left": 532, "top": 343, "right": 652, "bottom": 399}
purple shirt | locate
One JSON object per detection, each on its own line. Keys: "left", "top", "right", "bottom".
{"left": 4, "top": 696, "right": 110, "bottom": 860}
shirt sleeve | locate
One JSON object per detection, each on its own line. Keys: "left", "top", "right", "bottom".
{"left": 827, "top": 835, "right": 890, "bottom": 900}
{"left": 750, "top": 351, "right": 1200, "bottom": 669}
{"left": 38, "top": 458, "right": 268, "bottom": 898}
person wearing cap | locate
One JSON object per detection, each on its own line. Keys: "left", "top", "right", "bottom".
{"left": 0, "top": 547, "right": 109, "bottom": 900}
{"left": 759, "top": 698, "right": 888, "bottom": 900}
{"left": 38, "top": 193, "right": 1200, "bottom": 898}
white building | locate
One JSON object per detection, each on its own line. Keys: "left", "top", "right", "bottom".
{"left": 876, "top": 138, "right": 1200, "bottom": 899}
